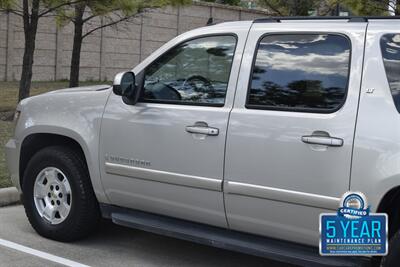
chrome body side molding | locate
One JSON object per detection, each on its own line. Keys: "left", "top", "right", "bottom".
{"left": 105, "top": 162, "right": 222, "bottom": 191}
{"left": 225, "top": 181, "right": 340, "bottom": 210}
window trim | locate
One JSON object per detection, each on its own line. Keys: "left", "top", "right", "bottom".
{"left": 245, "top": 32, "right": 352, "bottom": 114}
{"left": 379, "top": 33, "right": 400, "bottom": 113}
{"left": 138, "top": 33, "right": 239, "bottom": 108}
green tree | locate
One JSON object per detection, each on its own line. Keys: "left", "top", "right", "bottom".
{"left": 57, "top": 0, "right": 189, "bottom": 88}
{"left": 203, "top": 0, "right": 242, "bottom": 6}
{"left": 258, "top": 0, "right": 318, "bottom": 16}
{"left": 337, "top": 0, "right": 394, "bottom": 16}
{"left": 320, "top": 0, "right": 397, "bottom": 16}
{"left": 0, "top": 0, "right": 79, "bottom": 101}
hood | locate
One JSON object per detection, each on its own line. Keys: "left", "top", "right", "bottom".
{"left": 47, "top": 84, "right": 111, "bottom": 94}
{"left": 18, "top": 84, "right": 112, "bottom": 110}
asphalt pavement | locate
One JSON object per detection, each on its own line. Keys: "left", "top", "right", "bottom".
{"left": 0, "top": 205, "right": 295, "bottom": 267}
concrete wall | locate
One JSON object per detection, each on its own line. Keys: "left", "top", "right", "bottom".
{"left": 0, "top": 2, "right": 271, "bottom": 82}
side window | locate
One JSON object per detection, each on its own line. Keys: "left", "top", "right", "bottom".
{"left": 141, "top": 35, "right": 237, "bottom": 106}
{"left": 247, "top": 34, "right": 351, "bottom": 112}
{"left": 381, "top": 34, "right": 400, "bottom": 113}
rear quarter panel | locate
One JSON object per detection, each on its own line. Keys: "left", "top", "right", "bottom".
{"left": 351, "top": 21, "right": 400, "bottom": 212}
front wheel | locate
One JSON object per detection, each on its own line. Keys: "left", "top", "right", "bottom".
{"left": 22, "top": 146, "right": 100, "bottom": 241}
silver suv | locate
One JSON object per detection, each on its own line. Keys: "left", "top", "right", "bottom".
{"left": 5, "top": 16, "right": 400, "bottom": 267}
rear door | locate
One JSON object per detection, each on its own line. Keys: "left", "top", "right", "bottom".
{"left": 224, "top": 21, "right": 367, "bottom": 246}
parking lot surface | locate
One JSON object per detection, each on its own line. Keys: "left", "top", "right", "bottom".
{"left": 0, "top": 205, "right": 294, "bottom": 267}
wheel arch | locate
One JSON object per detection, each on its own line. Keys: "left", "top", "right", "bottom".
{"left": 377, "top": 186, "right": 400, "bottom": 238}
{"left": 19, "top": 132, "right": 89, "bottom": 191}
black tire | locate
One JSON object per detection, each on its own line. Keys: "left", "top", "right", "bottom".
{"left": 380, "top": 230, "right": 400, "bottom": 267}
{"left": 22, "top": 146, "right": 100, "bottom": 242}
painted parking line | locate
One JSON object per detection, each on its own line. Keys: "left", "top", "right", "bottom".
{"left": 0, "top": 238, "right": 90, "bottom": 267}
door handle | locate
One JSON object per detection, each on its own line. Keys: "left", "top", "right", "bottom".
{"left": 301, "top": 135, "right": 343, "bottom": 147}
{"left": 186, "top": 125, "right": 219, "bottom": 136}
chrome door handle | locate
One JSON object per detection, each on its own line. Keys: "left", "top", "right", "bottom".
{"left": 185, "top": 125, "right": 219, "bottom": 136}
{"left": 301, "top": 135, "right": 343, "bottom": 147}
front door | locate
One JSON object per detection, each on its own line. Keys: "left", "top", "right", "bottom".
{"left": 99, "top": 34, "right": 243, "bottom": 227}
{"left": 224, "top": 22, "right": 367, "bottom": 245}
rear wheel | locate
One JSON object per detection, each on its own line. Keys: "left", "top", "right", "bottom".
{"left": 380, "top": 230, "right": 400, "bottom": 267}
{"left": 22, "top": 146, "right": 100, "bottom": 241}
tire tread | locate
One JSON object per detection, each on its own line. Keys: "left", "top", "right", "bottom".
{"left": 22, "top": 146, "right": 100, "bottom": 242}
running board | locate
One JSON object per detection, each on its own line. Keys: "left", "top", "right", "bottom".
{"left": 100, "top": 204, "right": 370, "bottom": 267}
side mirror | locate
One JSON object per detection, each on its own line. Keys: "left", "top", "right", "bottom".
{"left": 113, "top": 71, "right": 139, "bottom": 102}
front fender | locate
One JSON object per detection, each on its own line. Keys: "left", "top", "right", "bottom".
{"left": 14, "top": 88, "right": 113, "bottom": 204}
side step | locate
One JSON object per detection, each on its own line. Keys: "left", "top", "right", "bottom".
{"left": 100, "top": 204, "right": 370, "bottom": 267}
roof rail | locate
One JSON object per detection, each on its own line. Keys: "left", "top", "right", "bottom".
{"left": 253, "top": 16, "right": 400, "bottom": 23}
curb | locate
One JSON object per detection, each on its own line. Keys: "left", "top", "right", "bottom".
{"left": 0, "top": 187, "right": 20, "bottom": 207}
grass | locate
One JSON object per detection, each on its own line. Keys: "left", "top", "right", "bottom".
{"left": 0, "top": 81, "right": 108, "bottom": 188}
{"left": 0, "top": 120, "right": 13, "bottom": 188}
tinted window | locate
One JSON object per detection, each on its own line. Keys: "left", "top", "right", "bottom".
{"left": 247, "top": 34, "right": 351, "bottom": 112}
{"left": 142, "top": 35, "right": 236, "bottom": 106}
{"left": 381, "top": 34, "right": 400, "bottom": 113}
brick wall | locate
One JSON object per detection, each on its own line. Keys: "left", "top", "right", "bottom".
{"left": 0, "top": 2, "right": 271, "bottom": 82}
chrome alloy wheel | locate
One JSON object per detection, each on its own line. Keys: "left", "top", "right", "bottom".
{"left": 33, "top": 167, "right": 72, "bottom": 225}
